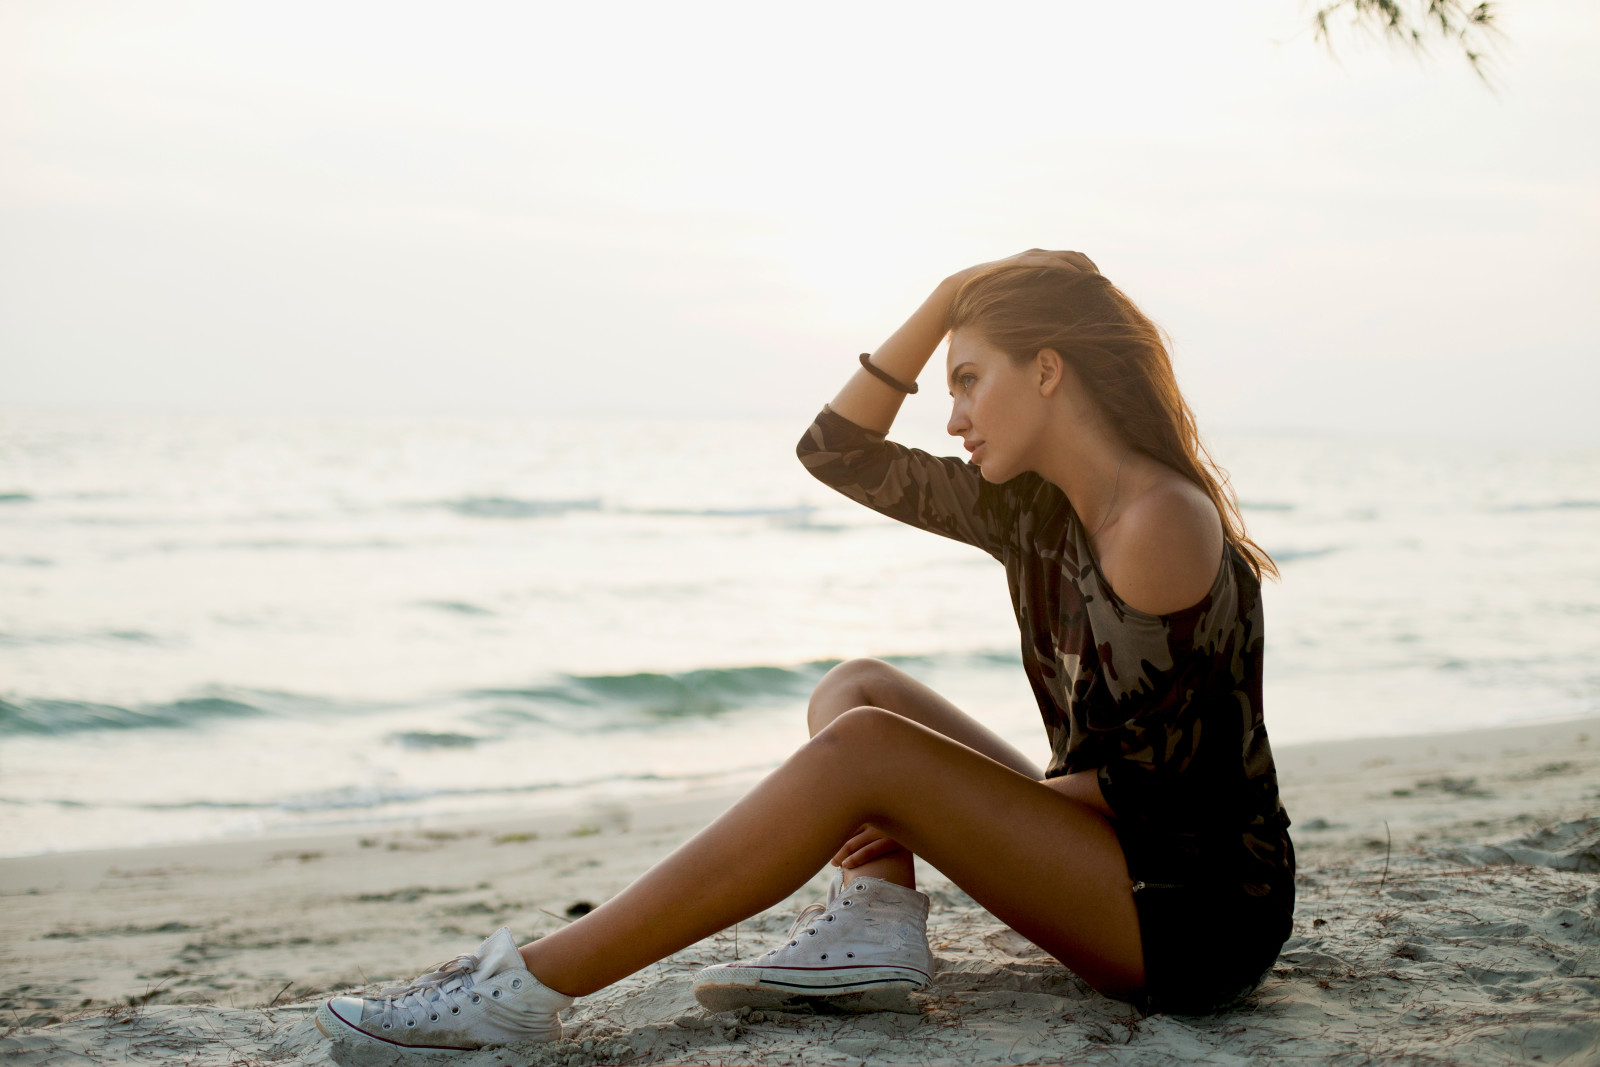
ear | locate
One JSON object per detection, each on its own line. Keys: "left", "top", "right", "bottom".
{"left": 1035, "top": 348, "right": 1064, "bottom": 397}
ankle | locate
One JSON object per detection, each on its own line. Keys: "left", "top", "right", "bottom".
{"left": 839, "top": 854, "right": 915, "bottom": 890}
{"left": 517, "top": 943, "right": 581, "bottom": 1000}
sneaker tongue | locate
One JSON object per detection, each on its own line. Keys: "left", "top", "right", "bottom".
{"left": 827, "top": 866, "right": 846, "bottom": 906}
{"left": 469, "top": 927, "right": 527, "bottom": 983}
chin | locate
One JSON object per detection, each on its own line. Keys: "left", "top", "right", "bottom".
{"left": 977, "top": 460, "right": 1014, "bottom": 484}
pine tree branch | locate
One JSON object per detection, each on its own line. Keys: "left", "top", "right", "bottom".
{"left": 1309, "top": 0, "right": 1504, "bottom": 85}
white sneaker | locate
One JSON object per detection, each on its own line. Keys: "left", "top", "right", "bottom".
{"left": 692, "top": 870, "right": 935, "bottom": 1014}
{"left": 315, "top": 928, "right": 573, "bottom": 1052}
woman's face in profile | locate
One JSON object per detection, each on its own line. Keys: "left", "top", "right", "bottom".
{"left": 944, "top": 328, "right": 1050, "bottom": 484}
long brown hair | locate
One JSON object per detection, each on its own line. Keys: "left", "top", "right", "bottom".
{"left": 947, "top": 264, "right": 1278, "bottom": 581}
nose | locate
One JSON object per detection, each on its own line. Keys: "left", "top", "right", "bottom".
{"left": 946, "top": 401, "right": 970, "bottom": 439}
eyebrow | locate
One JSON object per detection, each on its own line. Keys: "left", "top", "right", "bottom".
{"left": 947, "top": 362, "right": 975, "bottom": 395}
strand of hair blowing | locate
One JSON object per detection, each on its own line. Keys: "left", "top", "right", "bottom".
{"left": 947, "top": 264, "right": 1278, "bottom": 581}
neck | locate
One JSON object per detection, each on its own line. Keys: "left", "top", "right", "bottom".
{"left": 1032, "top": 417, "right": 1132, "bottom": 539}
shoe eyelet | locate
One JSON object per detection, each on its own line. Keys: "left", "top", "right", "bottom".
{"left": 470, "top": 994, "right": 481, "bottom": 1004}
{"left": 825, "top": 915, "right": 835, "bottom": 922}
{"left": 854, "top": 884, "right": 866, "bottom": 891}
{"left": 382, "top": 1023, "right": 392, "bottom": 1030}
{"left": 492, "top": 989, "right": 502, "bottom": 999}
{"left": 430, "top": 1014, "right": 439, "bottom": 1021}
{"left": 842, "top": 900, "right": 852, "bottom": 907}
{"left": 847, "top": 952, "right": 855, "bottom": 958}
{"left": 450, "top": 1007, "right": 460, "bottom": 1015}
{"left": 806, "top": 929, "right": 817, "bottom": 936}
{"left": 788, "top": 940, "right": 798, "bottom": 947}
{"left": 820, "top": 954, "right": 827, "bottom": 960}
{"left": 511, "top": 979, "right": 522, "bottom": 990}
{"left": 405, "top": 1019, "right": 416, "bottom": 1027}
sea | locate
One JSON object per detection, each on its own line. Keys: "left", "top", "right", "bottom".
{"left": 3, "top": 409, "right": 1597, "bottom": 858}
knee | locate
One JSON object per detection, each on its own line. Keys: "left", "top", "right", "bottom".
{"left": 809, "top": 704, "right": 902, "bottom": 753}
{"left": 807, "top": 658, "right": 893, "bottom": 736}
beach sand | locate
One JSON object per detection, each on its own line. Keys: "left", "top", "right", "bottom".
{"left": 3, "top": 716, "right": 1598, "bottom": 1066}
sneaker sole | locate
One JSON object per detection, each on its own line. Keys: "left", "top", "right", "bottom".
{"left": 692, "top": 965, "right": 929, "bottom": 1015}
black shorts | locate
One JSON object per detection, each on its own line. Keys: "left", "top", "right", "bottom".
{"left": 1116, "top": 830, "right": 1295, "bottom": 1014}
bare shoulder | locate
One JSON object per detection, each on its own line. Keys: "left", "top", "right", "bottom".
{"left": 1098, "top": 468, "right": 1225, "bottom": 617}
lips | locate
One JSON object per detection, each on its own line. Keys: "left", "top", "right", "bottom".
{"left": 965, "top": 441, "right": 986, "bottom": 463}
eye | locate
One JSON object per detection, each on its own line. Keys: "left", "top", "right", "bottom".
{"left": 958, "top": 373, "right": 977, "bottom": 391}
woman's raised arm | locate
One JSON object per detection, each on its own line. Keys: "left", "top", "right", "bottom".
{"left": 827, "top": 275, "right": 964, "bottom": 434}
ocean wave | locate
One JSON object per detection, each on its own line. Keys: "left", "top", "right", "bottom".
{"left": 265, "top": 771, "right": 691, "bottom": 812}
{"left": 0, "top": 629, "right": 161, "bottom": 647}
{"left": 434, "top": 496, "right": 834, "bottom": 528}
{"left": 392, "top": 730, "right": 481, "bottom": 749}
{"left": 416, "top": 600, "right": 496, "bottom": 616}
{"left": 209, "top": 537, "right": 406, "bottom": 551}
{"left": 438, "top": 496, "right": 602, "bottom": 519}
{"left": 962, "top": 649, "right": 1025, "bottom": 667}
{"left": 0, "top": 651, "right": 1026, "bottom": 739}
{"left": 0, "top": 695, "right": 263, "bottom": 736}
{"left": 1270, "top": 546, "right": 1341, "bottom": 564}
{"left": 465, "top": 651, "right": 1026, "bottom": 729}
{"left": 10, "top": 764, "right": 780, "bottom": 816}
{"left": 469, "top": 660, "right": 842, "bottom": 725}
{"left": 1491, "top": 500, "right": 1600, "bottom": 513}
{"left": 621, "top": 504, "right": 818, "bottom": 521}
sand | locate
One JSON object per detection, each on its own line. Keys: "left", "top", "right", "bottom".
{"left": 3, "top": 716, "right": 1598, "bottom": 1066}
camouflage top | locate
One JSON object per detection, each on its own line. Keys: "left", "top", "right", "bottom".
{"left": 798, "top": 404, "right": 1294, "bottom": 904}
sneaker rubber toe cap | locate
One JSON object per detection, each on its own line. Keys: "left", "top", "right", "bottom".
{"left": 316, "top": 997, "right": 368, "bottom": 1039}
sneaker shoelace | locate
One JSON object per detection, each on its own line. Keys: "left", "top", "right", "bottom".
{"left": 770, "top": 880, "right": 869, "bottom": 954}
{"left": 373, "top": 952, "right": 481, "bottom": 1032}
{"left": 782, "top": 903, "right": 828, "bottom": 944}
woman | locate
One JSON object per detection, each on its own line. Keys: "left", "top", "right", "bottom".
{"left": 316, "top": 249, "right": 1295, "bottom": 1054}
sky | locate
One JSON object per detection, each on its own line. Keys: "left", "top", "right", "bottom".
{"left": 2, "top": 0, "right": 1597, "bottom": 442}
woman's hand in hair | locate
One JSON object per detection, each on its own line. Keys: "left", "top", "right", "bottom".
{"left": 949, "top": 249, "right": 1099, "bottom": 288}
{"left": 831, "top": 823, "right": 906, "bottom": 869}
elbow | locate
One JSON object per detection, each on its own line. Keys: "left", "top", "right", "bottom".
{"left": 796, "top": 423, "right": 826, "bottom": 468}
{"left": 795, "top": 442, "right": 829, "bottom": 486}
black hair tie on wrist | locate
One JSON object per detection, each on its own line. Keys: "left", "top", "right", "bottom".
{"left": 858, "top": 352, "right": 918, "bottom": 394}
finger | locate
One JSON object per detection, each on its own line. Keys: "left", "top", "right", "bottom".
{"left": 842, "top": 844, "right": 892, "bottom": 869}
{"left": 841, "top": 837, "right": 904, "bottom": 868}
{"left": 1014, "top": 249, "right": 1097, "bottom": 274}
{"left": 832, "top": 825, "right": 878, "bottom": 865}
{"left": 835, "top": 837, "right": 871, "bottom": 864}
{"left": 845, "top": 827, "right": 885, "bottom": 849}
{"left": 1060, "top": 250, "right": 1099, "bottom": 273}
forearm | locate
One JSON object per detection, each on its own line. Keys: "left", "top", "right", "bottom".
{"left": 828, "top": 275, "right": 962, "bottom": 433}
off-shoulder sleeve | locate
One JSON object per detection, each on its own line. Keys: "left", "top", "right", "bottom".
{"left": 796, "top": 404, "right": 1021, "bottom": 560}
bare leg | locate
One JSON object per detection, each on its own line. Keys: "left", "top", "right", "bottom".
{"left": 519, "top": 706, "right": 1142, "bottom": 1001}
{"left": 807, "top": 659, "right": 1044, "bottom": 779}
{"left": 806, "top": 658, "right": 1045, "bottom": 886}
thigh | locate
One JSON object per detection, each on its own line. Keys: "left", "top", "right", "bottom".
{"left": 809, "top": 658, "right": 1044, "bottom": 780}
{"left": 815, "top": 708, "right": 1145, "bottom": 999}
